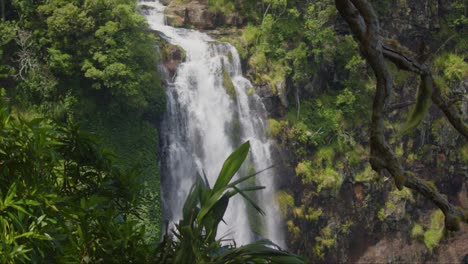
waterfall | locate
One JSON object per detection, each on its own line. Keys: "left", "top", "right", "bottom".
{"left": 139, "top": 0, "right": 284, "bottom": 247}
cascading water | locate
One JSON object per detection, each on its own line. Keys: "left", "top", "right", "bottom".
{"left": 139, "top": 0, "right": 284, "bottom": 246}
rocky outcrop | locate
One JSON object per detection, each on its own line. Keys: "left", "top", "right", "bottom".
{"left": 163, "top": 44, "right": 185, "bottom": 78}
{"left": 153, "top": 32, "right": 186, "bottom": 78}
{"left": 164, "top": 0, "right": 243, "bottom": 29}
{"left": 357, "top": 224, "right": 468, "bottom": 263}
{"left": 255, "top": 84, "right": 287, "bottom": 117}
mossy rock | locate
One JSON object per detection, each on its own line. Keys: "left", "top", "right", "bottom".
{"left": 411, "top": 223, "right": 424, "bottom": 239}
{"left": 227, "top": 51, "right": 234, "bottom": 64}
{"left": 223, "top": 68, "right": 237, "bottom": 101}
{"left": 423, "top": 209, "right": 445, "bottom": 252}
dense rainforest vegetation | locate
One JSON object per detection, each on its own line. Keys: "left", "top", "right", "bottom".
{"left": 1, "top": 0, "right": 166, "bottom": 262}
{"left": 1, "top": 0, "right": 467, "bottom": 262}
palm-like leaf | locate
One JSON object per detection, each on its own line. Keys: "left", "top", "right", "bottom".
{"left": 157, "top": 141, "right": 305, "bottom": 264}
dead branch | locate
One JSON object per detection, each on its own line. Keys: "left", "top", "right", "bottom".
{"left": 14, "top": 30, "right": 37, "bottom": 80}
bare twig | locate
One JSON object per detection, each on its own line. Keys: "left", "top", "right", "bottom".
{"left": 14, "top": 30, "right": 37, "bottom": 80}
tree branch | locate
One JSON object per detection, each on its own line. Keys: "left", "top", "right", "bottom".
{"left": 335, "top": 0, "right": 467, "bottom": 231}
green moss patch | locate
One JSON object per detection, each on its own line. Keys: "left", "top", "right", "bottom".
{"left": 223, "top": 68, "right": 237, "bottom": 101}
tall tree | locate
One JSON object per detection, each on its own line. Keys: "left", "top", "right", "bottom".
{"left": 334, "top": 0, "right": 467, "bottom": 231}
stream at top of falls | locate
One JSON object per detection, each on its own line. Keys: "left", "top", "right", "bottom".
{"left": 138, "top": 0, "right": 285, "bottom": 247}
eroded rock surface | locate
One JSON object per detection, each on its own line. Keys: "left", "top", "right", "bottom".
{"left": 165, "top": 0, "right": 242, "bottom": 29}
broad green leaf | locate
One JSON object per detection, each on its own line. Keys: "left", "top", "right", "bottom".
{"left": 212, "top": 141, "right": 250, "bottom": 194}
{"left": 226, "top": 165, "right": 273, "bottom": 189}
{"left": 202, "top": 194, "right": 229, "bottom": 237}
{"left": 197, "top": 142, "right": 250, "bottom": 223}
{"left": 182, "top": 177, "right": 201, "bottom": 222}
{"left": 233, "top": 186, "right": 265, "bottom": 215}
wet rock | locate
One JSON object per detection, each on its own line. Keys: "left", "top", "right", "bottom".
{"left": 164, "top": 45, "right": 185, "bottom": 78}
{"left": 165, "top": 0, "right": 242, "bottom": 29}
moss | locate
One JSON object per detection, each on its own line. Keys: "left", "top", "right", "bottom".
{"left": 227, "top": 51, "right": 234, "bottom": 64}
{"left": 378, "top": 187, "right": 414, "bottom": 222}
{"left": 391, "top": 187, "right": 414, "bottom": 203}
{"left": 354, "top": 165, "right": 378, "bottom": 183}
{"left": 293, "top": 207, "right": 304, "bottom": 218}
{"left": 287, "top": 220, "right": 301, "bottom": 236}
{"left": 267, "top": 119, "right": 282, "bottom": 137}
{"left": 411, "top": 223, "right": 424, "bottom": 239}
{"left": 347, "top": 145, "right": 366, "bottom": 166}
{"left": 295, "top": 161, "right": 343, "bottom": 194}
{"left": 340, "top": 220, "right": 354, "bottom": 234}
{"left": 407, "top": 153, "right": 417, "bottom": 162}
{"left": 305, "top": 207, "right": 323, "bottom": 221}
{"left": 313, "top": 147, "right": 335, "bottom": 167}
{"left": 222, "top": 68, "right": 237, "bottom": 101}
{"left": 230, "top": 115, "right": 241, "bottom": 145}
{"left": 295, "top": 161, "right": 313, "bottom": 180}
{"left": 423, "top": 210, "right": 445, "bottom": 252}
{"left": 460, "top": 145, "right": 468, "bottom": 162}
{"left": 276, "top": 191, "right": 294, "bottom": 216}
{"left": 316, "top": 167, "right": 342, "bottom": 193}
{"left": 422, "top": 179, "right": 439, "bottom": 193}
{"left": 434, "top": 53, "right": 468, "bottom": 81}
{"left": 377, "top": 208, "right": 386, "bottom": 221}
{"left": 314, "top": 227, "right": 337, "bottom": 260}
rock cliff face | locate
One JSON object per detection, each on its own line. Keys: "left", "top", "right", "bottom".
{"left": 157, "top": 1, "right": 467, "bottom": 263}
{"left": 163, "top": 0, "right": 243, "bottom": 29}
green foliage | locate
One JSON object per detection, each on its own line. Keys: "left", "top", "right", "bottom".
{"left": 434, "top": 53, "right": 468, "bottom": 82}
{"left": 295, "top": 160, "right": 343, "bottom": 194}
{"left": 340, "top": 220, "right": 353, "bottom": 234}
{"left": 305, "top": 207, "right": 323, "bottom": 222}
{"left": 287, "top": 220, "right": 301, "bottom": 236}
{"left": 0, "top": 102, "right": 154, "bottom": 262}
{"left": 267, "top": 118, "right": 282, "bottom": 137}
{"left": 336, "top": 88, "right": 357, "bottom": 116}
{"left": 354, "top": 165, "right": 378, "bottom": 183}
{"left": 391, "top": 187, "right": 414, "bottom": 203}
{"left": 304, "top": 1, "right": 336, "bottom": 62}
{"left": 223, "top": 68, "right": 237, "bottom": 101}
{"left": 377, "top": 187, "right": 414, "bottom": 222}
{"left": 83, "top": 110, "right": 162, "bottom": 242}
{"left": 276, "top": 191, "right": 294, "bottom": 216}
{"left": 313, "top": 227, "right": 336, "bottom": 260}
{"left": 207, "top": 0, "right": 236, "bottom": 15}
{"left": 0, "top": 21, "right": 16, "bottom": 81}
{"left": 1, "top": 0, "right": 165, "bottom": 262}
{"left": 377, "top": 208, "right": 386, "bottom": 221}
{"left": 4, "top": 0, "right": 165, "bottom": 119}
{"left": 154, "top": 141, "right": 305, "bottom": 263}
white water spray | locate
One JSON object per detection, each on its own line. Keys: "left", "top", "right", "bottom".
{"left": 139, "top": 0, "right": 284, "bottom": 246}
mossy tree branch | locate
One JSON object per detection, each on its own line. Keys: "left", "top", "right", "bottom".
{"left": 335, "top": 0, "right": 467, "bottom": 231}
